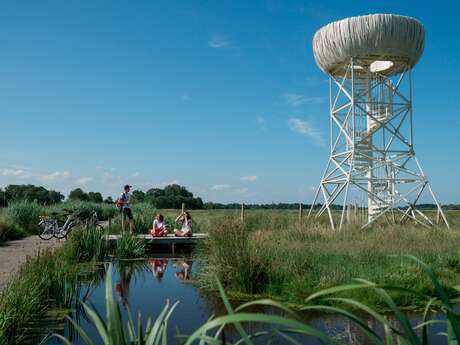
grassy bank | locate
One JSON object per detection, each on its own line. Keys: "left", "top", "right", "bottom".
{"left": 197, "top": 211, "right": 460, "bottom": 309}
{"left": 0, "top": 226, "right": 148, "bottom": 344}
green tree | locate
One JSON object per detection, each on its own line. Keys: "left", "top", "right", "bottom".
{"left": 132, "top": 190, "right": 146, "bottom": 202}
{"left": 88, "top": 192, "right": 103, "bottom": 203}
{"left": 4, "top": 184, "right": 64, "bottom": 205}
{"left": 68, "top": 188, "right": 89, "bottom": 201}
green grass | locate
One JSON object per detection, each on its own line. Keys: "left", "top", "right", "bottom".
{"left": 0, "top": 248, "right": 87, "bottom": 344}
{"left": 196, "top": 210, "right": 460, "bottom": 309}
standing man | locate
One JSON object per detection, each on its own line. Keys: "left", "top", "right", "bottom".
{"left": 117, "top": 184, "right": 135, "bottom": 234}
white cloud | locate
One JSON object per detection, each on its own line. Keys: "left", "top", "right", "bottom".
{"left": 234, "top": 187, "right": 248, "bottom": 194}
{"left": 41, "top": 171, "right": 71, "bottom": 181}
{"left": 282, "top": 93, "right": 325, "bottom": 107}
{"left": 288, "top": 118, "right": 324, "bottom": 146}
{"left": 131, "top": 172, "right": 140, "bottom": 177}
{"left": 182, "top": 94, "right": 191, "bottom": 101}
{"left": 211, "top": 184, "right": 232, "bottom": 191}
{"left": 208, "top": 35, "right": 232, "bottom": 49}
{"left": 240, "top": 175, "right": 257, "bottom": 182}
{"left": 75, "top": 177, "right": 94, "bottom": 185}
{"left": 0, "top": 168, "right": 31, "bottom": 179}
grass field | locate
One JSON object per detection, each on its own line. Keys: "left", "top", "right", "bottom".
{"left": 195, "top": 209, "right": 460, "bottom": 309}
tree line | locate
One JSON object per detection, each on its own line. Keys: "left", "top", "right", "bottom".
{"left": 1, "top": 184, "right": 458, "bottom": 210}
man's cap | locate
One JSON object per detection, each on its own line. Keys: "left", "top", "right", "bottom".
{"left": 124, "top": 184, "right": 132, "bottom": 189}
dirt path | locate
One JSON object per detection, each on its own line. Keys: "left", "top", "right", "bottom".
{"left": 0, "top": 236, "right": 64, "bottom": 292}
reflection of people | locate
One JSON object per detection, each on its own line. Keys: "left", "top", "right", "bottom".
{"left": 173, "top": 260, "right": 193, "bottom": 281}
{"left": 174, "top": 211, "right": 193, "bottom": 237}
{"left": 115, "top": 266, "right": 133, "bottom": 306}
{"left": 149, "top": 259, "right": 168, "bottom": 281}
{"left": 116, "top": 185, "right": 135, "bottom": 234}
{"left": 150, "top": 213, "right": 168, "bottom": 237}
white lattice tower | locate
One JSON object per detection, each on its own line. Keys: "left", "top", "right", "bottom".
{"left": 308, "top": 14, "right": 449, "bottom": 230}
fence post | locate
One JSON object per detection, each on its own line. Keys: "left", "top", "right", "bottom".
{"left": 182, "top": 203, "right": 185, "bottom": 213}
{"left": 241, "top": 203, "right": 244, "bottom": 223}
{"left": 298, "top": 203, "right": 302, "bottom": 223}
{"left": 108, "top": 217, "right": 112, "bottom": 230}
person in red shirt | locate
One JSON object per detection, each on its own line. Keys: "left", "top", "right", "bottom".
{"left": 150, "top": 213, "right": 168, "bottom": 237}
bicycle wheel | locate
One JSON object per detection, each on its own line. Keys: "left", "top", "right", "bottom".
{"left": 39, "top": 228, "right": 54, "bottom": 240}
{"left": 54, "top": 224, "right": 74, "bottom": 239}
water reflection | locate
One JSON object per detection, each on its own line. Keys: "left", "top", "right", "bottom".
{"left": 40, "top": 259, "right": 449, "bottom": 345}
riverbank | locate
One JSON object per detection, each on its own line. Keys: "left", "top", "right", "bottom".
{"left": 0, "top": 236, "right": 63, "bottom": 292}
{"left": 197, "top": 211, "right": 460, "bottom": 309}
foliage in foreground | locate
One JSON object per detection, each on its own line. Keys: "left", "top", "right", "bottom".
{"left": 0, "top": 225, "right": 147, "bottom": 344}
{"left": 55, "top": 257, "right": 460, "bottom": 345}
{"left": 0, "top": 249, "right": 83, "bottom": 344}
{"left": 197, "top": 213, "right": 460, "bottom": 308}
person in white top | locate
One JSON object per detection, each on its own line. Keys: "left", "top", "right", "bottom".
{"left": 116, "top": 185, "right": 135, "bottom": 234}
{"left": 150, "top": 213, "right": 168, "bottom": 237}
{"left": 174, "top": 211, "right": 193, "bottom": 237}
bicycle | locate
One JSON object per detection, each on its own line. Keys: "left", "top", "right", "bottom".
{"left": 38, "top": 209, "right": 104, "bottom": 240}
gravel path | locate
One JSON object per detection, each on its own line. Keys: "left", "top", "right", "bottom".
{"left": 0, "top": 236, "right": 64, "bottom": 292}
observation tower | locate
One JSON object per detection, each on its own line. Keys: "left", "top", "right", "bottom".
{"left": 308, "top": 14, "right": 449, "bottom": 230}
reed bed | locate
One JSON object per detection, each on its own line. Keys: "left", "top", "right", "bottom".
{"left": 197, "top": 212, "right": 460, "bottom": 309}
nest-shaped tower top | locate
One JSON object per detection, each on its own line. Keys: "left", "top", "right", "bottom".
{"left": 312, "top": 14, "right": 425, "bottom": 76}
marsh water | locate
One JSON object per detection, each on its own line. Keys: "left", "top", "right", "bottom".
{"left": 39, "top": 258, "right": 449, "bottom": 345}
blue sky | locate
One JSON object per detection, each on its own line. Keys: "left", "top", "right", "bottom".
{"left": 1, "top": 0, "right": 459, "bottom": 203}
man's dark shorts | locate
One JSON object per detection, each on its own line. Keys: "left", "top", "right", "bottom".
{"left": 122, "top": 207, "right": 133, "bottom": 220}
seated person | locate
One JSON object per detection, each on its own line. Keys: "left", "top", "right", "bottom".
{"left": 150, "top": 213, "right": 168, "bottom": 237}
{"left": 174, "top": 211, "right": 193, "bottom": 237}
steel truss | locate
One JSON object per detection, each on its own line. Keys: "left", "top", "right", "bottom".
{"left": 308, "top": 58, "right": 449, "bottom": 230}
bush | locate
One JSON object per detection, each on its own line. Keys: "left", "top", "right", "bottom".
{"left": 0, "top": 215, "right": 26, "bottom": 242}
{"left": 6, "top": 201, "right": 44, "bottom": 235}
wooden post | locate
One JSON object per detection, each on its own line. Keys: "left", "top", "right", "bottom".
{"left": 182, "top": 203, "right": 185, "bottom": 213}
{"left": 108, "top": 217, "right": 112, "bottom": 230}
{"left": 121, "top": 212, "right": 125, "bottom": 231}
{"left": 298, "top": 203, "right": 302, "bottom": 223}
{"left": 240, "top": 203, "right": 244, "bottom": 223}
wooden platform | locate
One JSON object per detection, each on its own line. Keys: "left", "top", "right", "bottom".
{"left": 104, "top": 233, "right": 208, "bottom": 245}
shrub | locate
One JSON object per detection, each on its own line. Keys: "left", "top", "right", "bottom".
{"left": 6, "top": 201, "right": 44, "bottom": 235}
{"left": 0, "top": 215, "right": 26, "bottom": 242}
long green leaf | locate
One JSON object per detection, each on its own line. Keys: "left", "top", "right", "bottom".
{"left": 355, "top": 278, "right": 421, "bottom": 345}
{"left": 402, "top": 255, "right": 460, "bottom": 342}
{"left": 82, "top": 302, "right": 110, "bottom": 344}
{"left": 215, "top": 278, "right": 254, "bottom": 345}
{"left": 183, "top": 312, "right": 340, "bottom": 345}
{"left": 301, "top": 305, "right": 384, "bottom": 345}
{"left": 235, "top": 299, "right": 297, "bottom": 318}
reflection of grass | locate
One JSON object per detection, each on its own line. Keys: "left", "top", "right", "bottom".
{"left": 197, "top": 212, "right": 460, "bottom": 308}
{"left": 56, "top": 258, "right": 460, "bottom": 345}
